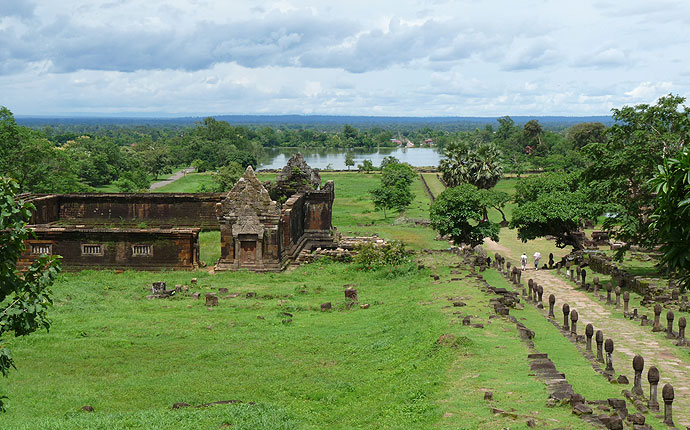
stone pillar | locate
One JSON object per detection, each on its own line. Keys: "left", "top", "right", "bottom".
{"left": 562, "top": 303, "right": 570, "bottom": 331}
{"left": 623, "top": 291, "right": 630, "bottom": 315}
{"left": 615, "top": 286, "right": 621, "bottom": 309}
{"left": 570, "top": 266, "right": 575, "bottom": 282}
{"left": 528, "top": 279, "right": 533, "bottom": 301}
{"left": 548, "top": 252, "right": 554, "bottom": 269}
{"left": 516, "top": 269, "right": 522, "bottom": 285}
{"left": 505, "top": 262, "right": 511, "bottom": 279}
{"left": 581, "top": 268, "right": 586, "bottom": 289}
{"left": 666, "top": 310, "right": 675, "bottom": 338}
{"left": 632, "top": 355, "right": 644, "bottom": 397}
{"left": 652, "top": 304, "right": 663, "bottom": 332}
{"left": 662, "top": 383, "right": 674, "bottom": 427}
{"left": 570, "top": 309, "right": 578, "bottom": 336}
{"left": 593, "top": 276, "right": 600, "bottom": 297}
{"left": 585, "top": 324, "right": 593, "bottom": 352}
{"left": 648, "top": 366, "right": 659, "bottom": 411}
{"left": 596, "top": 330, "right": 604, "bottom": 363}
{"left": 606, "top": 283, "right": 613, "bottom": 305}
{"left": 677, "top": 317, "right": 686, "bottom": 346}
{"left": 576, "top": 266, "right": 581, "bottom": 283}
{"left": 604, "top": 339, "right": 614, "bottom": 373}
{"left": 537, "top": 285, "right": 543, "bottom": 305}
{"left": 548, "top": 294, "right": 555, "bottom": 318}
{"left": 556, "top": 262, "right": 561, "bottom": 275}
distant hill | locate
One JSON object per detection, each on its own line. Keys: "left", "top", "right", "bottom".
{"left": 15, "top": 114, "right": 614, "bottom": 132}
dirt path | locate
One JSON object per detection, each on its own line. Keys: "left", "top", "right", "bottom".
{"left": 525, "top": 268, "right": 690, "bottom": 426}
{"left": 149, "top": 167, "right": 195, "bottom": 190}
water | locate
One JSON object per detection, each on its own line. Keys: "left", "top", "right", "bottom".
{"left": 257, "top": 147, "right": 443, "bottom": 170}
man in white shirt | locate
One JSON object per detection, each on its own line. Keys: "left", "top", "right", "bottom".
{"left": 533, "top": 252, "right": 541, "bottom": 270}
{"left": 521, "top": 253, "right": 527, "bottom": 271}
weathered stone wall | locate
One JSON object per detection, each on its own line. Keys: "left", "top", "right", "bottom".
{"left": 27, "top": 193, "right": 224, "bottom": 229}
{"left": 20, "top": 227, "right": 200, "bottom": 271}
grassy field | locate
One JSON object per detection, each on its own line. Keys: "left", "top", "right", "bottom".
{"left": 6, "top": 170, "right": 667, "bottom": 428}
{"left": 94, "top": 168, "right": 187, "bottom": 193}
{"left": 420, "top": 173, "right": 445, "bottom": 197}
{"left": 3, "top": 251, "right": 597, "bottom": 429}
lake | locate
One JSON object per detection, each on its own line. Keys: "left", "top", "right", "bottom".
{"left": 257, "top": 147, "right": 443, "bottom": 170}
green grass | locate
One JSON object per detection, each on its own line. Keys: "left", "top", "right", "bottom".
{"left": 153, "top": 172, "right": 215, "bottom": 193}
{"left": 94, "top": 168, "right": 187, "bottom": 193}
{"left": 3, "top": 253, "right": 591, "bottom": 429}
{"left": 421, "top": 173, "right": 445, "bottom": 197}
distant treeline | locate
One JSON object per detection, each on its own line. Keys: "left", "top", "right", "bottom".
{"left": 3, "top": 106, "right": 609, "bottom": 194}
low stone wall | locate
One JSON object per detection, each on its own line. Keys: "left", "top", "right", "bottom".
{"left": 20, "top": 227, "right": 200, "bottom": 271}
{"left": 27, "top": 193, "right": 224, "bottom": 229}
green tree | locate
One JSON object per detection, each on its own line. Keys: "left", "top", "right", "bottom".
{"left": 567, "top": 122, "right": 606, "bottom": 150}
{"left": 0, "top": 178, "right": 61, "bottom": 411}
{"left": 345, "top": 152, "right": 355, "bottom": 170}
{"left": 480, "top": 189, "right": 511, "bottom": 226}
{"left": 358, "top": 159, "right": 375, "bottom": 173}
{"left": 430, "top": 184, "right": 500, "bottom": 247}
{"left": 380, "top": 156, "right": 400, "bottom": 170}
{"left": 439, "top": 141, "right": 503, "bottom": 189}
{"left": 370, "top": 161, "right": 415, "bottom": 218}
{"left": 582, "top": 94, "right": 690, "bottom": 250}
{"left": 650, "top": 147, "right": 690, "bottom": 291}
{"left": 523, "top": 119, "right": 543, "bottom": 146}
{"left": 211, "top": 162, "right": 245, "bottom": 192}
{"left": 510, "top": 173, "right": 600, "bottom": 249}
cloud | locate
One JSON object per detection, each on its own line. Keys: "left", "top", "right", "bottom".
{"left": 0, "top": 0, "right": 35, "bottom": 19}
{"left": 501, "top": 38, "right": 560, "bottom": 71}
{"left": 624, "top": 81, "right": 673, "bottom": 101}
{"left": 575, "top": 48, "right": 628, "bottom": 69}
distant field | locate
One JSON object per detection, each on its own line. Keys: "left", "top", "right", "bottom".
{"left": 421, "top": 173, "right": 445, "bottom": 198}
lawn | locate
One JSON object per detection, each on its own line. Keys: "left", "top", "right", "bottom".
{"left": 3, "top": 252, "right": 591, "bottom": 429}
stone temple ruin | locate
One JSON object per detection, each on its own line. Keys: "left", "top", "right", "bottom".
{"left": 20, "top": 154, "right": 335, "bottom": 272}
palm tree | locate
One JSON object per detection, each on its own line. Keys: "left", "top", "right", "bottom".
{"left": 440, "top": 141, "right": 503, "bottom": 189}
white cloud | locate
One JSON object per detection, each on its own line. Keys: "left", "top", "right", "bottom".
{"left": 0, "top": 0, "right": 689, "bottom": 116}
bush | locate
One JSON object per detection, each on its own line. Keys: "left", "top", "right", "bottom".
{"left": 353, "top": 241, "right": 411, "bottom": 271}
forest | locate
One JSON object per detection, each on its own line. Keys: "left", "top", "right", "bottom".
{"left": 1, "top": 106, "right": 608, "bottom": 194}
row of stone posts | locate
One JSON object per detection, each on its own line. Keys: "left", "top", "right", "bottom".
{"left": 545, "top": 288, "right": 677, "bottom": 427}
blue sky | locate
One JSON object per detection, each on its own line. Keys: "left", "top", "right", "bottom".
{"left": 1, "top": 0, "right": 688, "bottom": 116}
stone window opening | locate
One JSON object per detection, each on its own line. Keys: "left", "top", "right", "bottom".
{"left": 81, "top": 244, "right": 103, "bottom": 256}
{"left": 31, "top": 244, "right": 52, "bottom": 255}
{"left": 132, "top": 244, "right": 153, "bottom": 257}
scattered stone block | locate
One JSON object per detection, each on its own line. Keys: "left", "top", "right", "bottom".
{"left": 205, "top": 293, "right": 218, "bottom": 307}
{"left": 321, "top": 302, "right": 332, "bottom": 312}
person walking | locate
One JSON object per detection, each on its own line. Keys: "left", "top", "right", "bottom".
{"left": 533, "top": 251, "right": 541, "bottom": 270}
{"left": 521, "top": 253, "right": 527, "bottom": 271}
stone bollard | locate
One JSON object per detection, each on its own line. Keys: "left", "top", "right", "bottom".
{"left": 593, "top": 276, "right": 600, "bottom": 297}
{"left": 615, "top": 286, "right": 621, "bottom": 309}
{"left": 549, "top": 253, "right": 554, "bottom": 269}
{"left": 528, "top": 279, "right": 533, "bottom": 300}
{"left": 648, "top": 366, "right": 660, "bottom": 411}
{"left": 606, "top": 283, "right": 613, "bottom": 304}
{"left": 677, "top": 317, "right": 686, "bottom": 346}
{"left": 623, "top": 291, "right": 630, "bottom": 315}
{"left": 562, "top": 303, "right": 570, "bottom": 331}
{"left": 548, "top": 294, "right": 556, "bottom": 318}
{"left": 570, "top": 266, "right": 575, "bottom": 282}
{"left": 205, "top": 293, "right": 218, "bottom": 307}
{"left": 585, "top": 324, "right": 594, "bottom": 352}
{"left": 580, "top": 269, "right": 587, "bottom": 288}
{"left": 516, "top": 269, "right": 522, "bottom": 285}
{"left": 345, "top": 287, "right": 358, "bottom": 302}
{"left": 604, "top": 339, "right": 614, "bottom": 373}
{"left": 506, "top": 262, "right": 511, "bottom": 278}
{"left": 570, "top": 309, "right": 578, "bottom": 337}
{"left": 556, "top": 262, "right": 561, "bottom": 275}
{"left": 632, "top": 355, "right": 644, "bottom": 397}
{"left": 576, "top": 266, "right": 581, "bottom": 283}
{"left": 662, "top": 384, "right": 674, "bottom": 427}
{"left": 652, "top": 304, "right": 663, "bottom": 332}
{"left": 596, "top": 330, "right": 604, "bottom": 363}
{"left": 666, "top": 310, "right": 675, "bottom": 338}
{"left": 537, "top": 285, "right": 543, "bottom": 305}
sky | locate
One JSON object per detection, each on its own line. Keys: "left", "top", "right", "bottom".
{"left": 1, "top": 0, "right": 689, "bottom": 117}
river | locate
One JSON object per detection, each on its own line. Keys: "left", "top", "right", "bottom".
{"left": 257, "top": 147, "right": 443, "bottom": 170}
